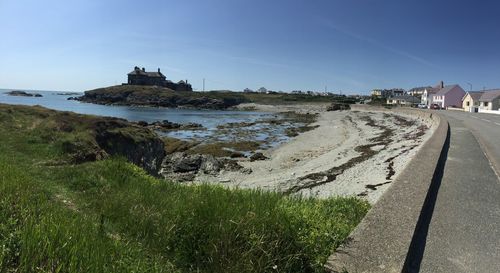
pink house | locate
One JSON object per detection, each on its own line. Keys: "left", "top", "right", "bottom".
{"left": 432, "top": 84, "right": 466, "bottom": 108}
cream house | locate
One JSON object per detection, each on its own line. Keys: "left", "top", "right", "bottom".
{"left": 462, "top": 91, "right": 483, "bottom": 112}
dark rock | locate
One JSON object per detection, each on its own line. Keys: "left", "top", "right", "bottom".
{"left": 219, "top": 158, "right": 244, "bottom": 171}
{"left": 160, "top": 152, "right": 244, "bottom": 180}
{"left": 171, "top": 154, "right": 203, "bottom": 173}
{"left": 230, "top": 151, "right": 246, "bottom": 158}
{"left": 5, "top": 90, "right": 43, "bottom": 97}
{"left": 137, "top": 121, "right": 149, "bottom": 126}
{"left": 180, "top": 122, "right": 204, "bottom": 130}
{"left": 199, "top": 155, "right": 222, "bottom": 174}
{"left": 240, "top": 168, "right": 253, "bottom": 174}
{"left": 250, "top": 152, "right": 268, "bottom": 162}
{"left": 327, "top": 103, "right": 351, "bottom": 111}
{"left": 148, "top": 120, "right": 204, "bottom": 131}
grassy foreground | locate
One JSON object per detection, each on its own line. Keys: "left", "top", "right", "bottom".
{"left": 0, "top": 104, "right": 369, "bottom": 273}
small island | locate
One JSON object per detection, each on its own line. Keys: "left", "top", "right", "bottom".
{"left": 72, "top": 66, "right": 337, "bottom": 109}
{"left": 5, "top": 90, "right": 43, "bottom": 97}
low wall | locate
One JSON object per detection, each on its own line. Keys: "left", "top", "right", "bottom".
{"left": 478, "top": 108, "right": 500, "bottom": 115}
{"left": 446, "top": 107, "right": 464, "bottom": 111}
{"left": 326, "top": 105, "right": 449, "bottom": 273}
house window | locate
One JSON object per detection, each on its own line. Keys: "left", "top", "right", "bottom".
{"left": 466, "top": 101, "right": 470, "bottom": 106}
{"left": 484, "top": 102, "right": 489, "bottom": 107}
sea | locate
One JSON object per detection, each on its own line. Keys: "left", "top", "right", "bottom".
{"left": 0, "top": 89, "right": 291, "bottom": 147}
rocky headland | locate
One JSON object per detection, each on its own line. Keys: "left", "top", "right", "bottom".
{"left": 72, "top": 85, "right": 248, "bottom": 110}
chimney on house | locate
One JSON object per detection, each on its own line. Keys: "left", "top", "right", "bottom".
{"left": 439, "top": 81, "right": 444, "bottom": 89}
{"left": 134, "top": 66, "right": 139, "bottom": 70}
{"left": 142, "top": 67, "right": 145, "bottom": 72}
{"left": 158, "top": 68, "right": 161, "bottom": 73}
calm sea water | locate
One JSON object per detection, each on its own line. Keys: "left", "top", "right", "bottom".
{"left": 0, "top": 89, "right": 289, "bottom": 146}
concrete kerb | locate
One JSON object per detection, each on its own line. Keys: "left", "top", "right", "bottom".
{"left": 325, "top": 106, "right": 450, "bottom": 273}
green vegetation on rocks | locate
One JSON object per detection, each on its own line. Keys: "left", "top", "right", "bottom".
{"left": 75, "top": 85, "right": 346, "bottom": 109}
{"left": 0, "top": 104, "right": 369, "bottom": 273}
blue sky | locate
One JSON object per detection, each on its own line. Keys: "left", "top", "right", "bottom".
{"left": 1, "top": 0, "right": 499, "bottom": 94}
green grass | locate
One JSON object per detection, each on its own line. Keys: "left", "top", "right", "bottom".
{"left": 0, "top": 104, "right": 370, "bottom": 273}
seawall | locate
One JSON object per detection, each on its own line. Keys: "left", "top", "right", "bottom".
{"left": 325, "top": 105, "right": 449, "bottom": 273}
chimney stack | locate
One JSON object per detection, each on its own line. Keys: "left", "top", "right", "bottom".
{"left": 440, "top": 81, "right": 444, "bottom": 89}
{"left": 142, "top": 67, "right": 145, "bottom": 72}
{"left": 158, "top": 68, "right": 160, "bottom": 73}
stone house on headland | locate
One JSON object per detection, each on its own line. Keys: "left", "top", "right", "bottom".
{"left": 127, "top": 66, "right": 192, "bottom": 91}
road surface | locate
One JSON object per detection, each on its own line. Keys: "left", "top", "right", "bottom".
{"left": 417, "top": 110, "right": 500, "bottom": 272}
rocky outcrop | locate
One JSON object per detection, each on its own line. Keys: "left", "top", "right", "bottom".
{"left": 71, "top": 85, "right": 248, "bottom": 110}
{"left": 327, "top": 103, "right": 351, "bottom": 111}
{"left": 250, "top": 152, "right": 268, "bottom": 162}
{"left": 92, "top": 119, "right": 166, "bottom": 175}
{"left": 5, "top": 90, "right": 42, "bottom": 97}
{"left": 136, "top": 120, "right": 204, "bottom": 131}
{"left": 159, "top": 152, "right": 250, "bottom": 181}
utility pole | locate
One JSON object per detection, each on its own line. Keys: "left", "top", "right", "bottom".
{"left": 203, "top": 78, "right": 205, "bottom": 92}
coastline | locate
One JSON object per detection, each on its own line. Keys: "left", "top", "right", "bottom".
{"left": 196, "top": 104, "right": 436, "bottom": 204}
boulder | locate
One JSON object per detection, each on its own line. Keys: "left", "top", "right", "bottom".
{"left": 160, "top": 152, "right": 246, "bottom": 180}
{"left": 327, "top": 103, "right": 351, "bottom": 111}
{"left": 250, "top": 152, "right": 268, "bottom": 162}
{"left": 199, "top": 155, "right": 222, "bottom": 174}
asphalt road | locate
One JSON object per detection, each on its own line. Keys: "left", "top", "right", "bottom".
{"left": 440, "top": 110, "right": 500, "bottom": 175}
{"left": 418, "top": 110, "right": 500, "bottom": 272}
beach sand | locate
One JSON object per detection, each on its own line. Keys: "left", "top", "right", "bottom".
{"left": 196, "top": 104, "right": 436, "bottom": 204}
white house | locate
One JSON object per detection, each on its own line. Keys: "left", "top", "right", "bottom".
{"left": 478, "top": 89, "right": 500, "bottom": 114}
{"left": 421, "top": 87, "right": 438, "bottom": 107}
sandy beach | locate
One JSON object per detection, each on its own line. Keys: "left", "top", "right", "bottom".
{"left": 196, "top": 104, "right": 437, "bottom": 204}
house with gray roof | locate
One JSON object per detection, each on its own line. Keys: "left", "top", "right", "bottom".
{"left": 462, "top": 91, "right": 483, "bottom": 112}
{"left": 478, "top": 89, "right": 500, "bottom": 113}
{"left": 386, "top": 95, "right": 420, "bottom": 106}
{"left": 431, "top": 84, "right": 465, "bottom": 108}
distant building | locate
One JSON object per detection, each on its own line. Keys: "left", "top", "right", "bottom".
{"left": 371, "top": 88, "right": 405, "bottom": 98}
{"left": 386, "top": 95, "right": 420, "bottom": 106}
{"left": 408, "top": 86, "right": 431, "bottom": 97}
{"left": 127, "top": 66, "right": 192, "bottom": 91}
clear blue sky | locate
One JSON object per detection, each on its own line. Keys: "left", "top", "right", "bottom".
{"left": 1, "top": 0, "right": 499, "bottom": 94}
